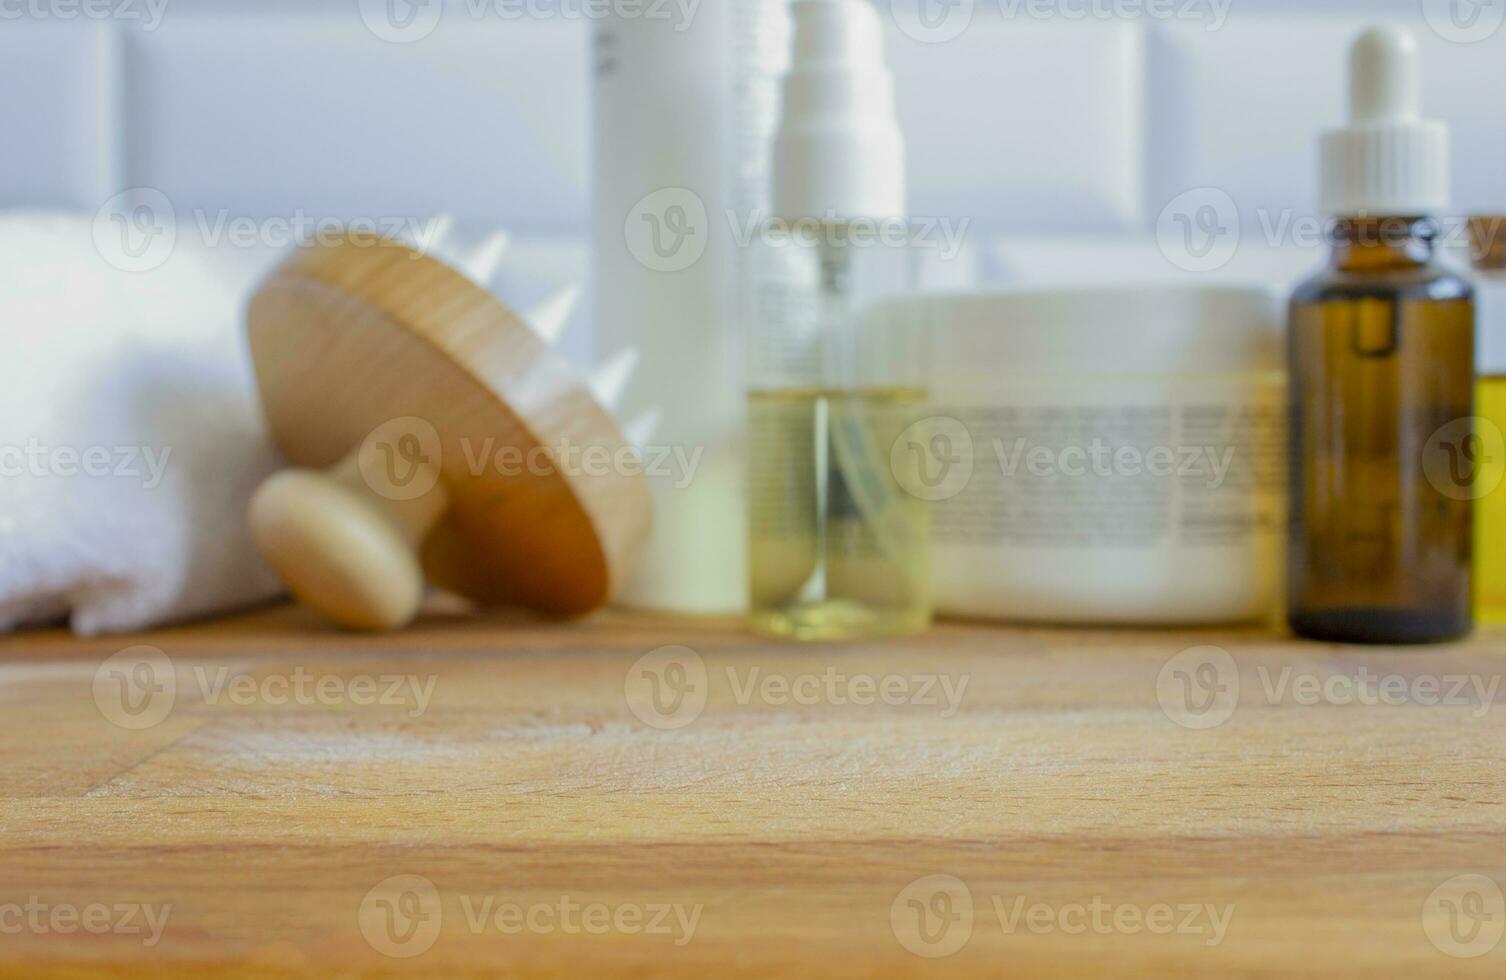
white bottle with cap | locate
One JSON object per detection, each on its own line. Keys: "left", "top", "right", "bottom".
{"left": 746, "top": 0, "right": 929, "bottom": 641}
{"left": 1288, "top": 24, "right": 1476, "bottom": 646}
{"left": 592, "top": 0, "right": 791, "bottom": 615}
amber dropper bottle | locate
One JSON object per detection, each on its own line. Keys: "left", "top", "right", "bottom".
{"left": 1288, "top": 25, "right": 1476, "bottom": 644}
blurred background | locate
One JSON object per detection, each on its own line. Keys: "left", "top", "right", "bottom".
{"left": 4, "top": 0, "right": 1506, "bottom": 360}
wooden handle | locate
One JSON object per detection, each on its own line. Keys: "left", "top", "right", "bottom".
{"left": 249, "top": 437, "right": 451, "bottom": 632}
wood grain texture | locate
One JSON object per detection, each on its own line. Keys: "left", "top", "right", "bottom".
{"left": 1, "top": 607, "right": 1504, "bottom": 977}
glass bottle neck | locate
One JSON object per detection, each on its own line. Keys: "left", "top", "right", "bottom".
{"left": 1328, "top": 216, "right": 1438, "bottom": 272}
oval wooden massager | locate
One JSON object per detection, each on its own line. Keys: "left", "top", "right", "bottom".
{"left": 245, "top": 233, "right": 651, "bottom": 631}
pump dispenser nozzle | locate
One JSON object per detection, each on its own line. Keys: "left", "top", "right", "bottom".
{"left": 773, "top": 0, "right": 905, "bottom": 223}
{"left": 1320, "top": 24, "right": 1449, "bottom": 217}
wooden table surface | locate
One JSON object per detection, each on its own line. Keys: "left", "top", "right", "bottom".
{"left": 1, "top": 605, "right": 1504, "bottom": 978}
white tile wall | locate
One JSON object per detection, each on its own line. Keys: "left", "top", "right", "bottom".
{"left": 4, "top": 2, "right": 1506, "bottom": 259}
{"left": 886, "top": 13, "right": 1144, "bottom": 232}
{"left": 0, "top": 23, "right": 119, "bottom": 207}
{"left": 125, "top": 13, "right": 589, "bottom": 232}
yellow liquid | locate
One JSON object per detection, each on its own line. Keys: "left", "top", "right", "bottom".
{"left": 1477, "top": 377, "right": 1506, "bottom": 625}
{"left": 747, "top": 387, "right": 932, "bottom": 641}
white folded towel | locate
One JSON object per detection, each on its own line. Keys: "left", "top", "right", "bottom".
{"left": 0, "top": 213, "right": 284, "bottom": 635}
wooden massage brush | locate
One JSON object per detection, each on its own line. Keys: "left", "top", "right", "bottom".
{"left": 244, "top": 230, "right": 652, "bottom": 631}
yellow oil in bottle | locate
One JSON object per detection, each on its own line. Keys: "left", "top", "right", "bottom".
{"left": 1475, "top": 376, "right": 1506, "bottom": 624}
{"left": 748, "top": 386, "right": 931, "bottom": 641}
{"left": 1468, "top": 217, "right": 1506, "bottom": 627}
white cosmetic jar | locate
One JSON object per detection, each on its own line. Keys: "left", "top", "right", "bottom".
{"left": 889, "top": 286, "right": 1286, "bottom": 626}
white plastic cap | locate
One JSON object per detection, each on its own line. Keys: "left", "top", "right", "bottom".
{"left": 1320, "top": 24, "right": 1449, "bottom": 217}
{"left": 773, "top": 0, "right": 906, "bottom": 223}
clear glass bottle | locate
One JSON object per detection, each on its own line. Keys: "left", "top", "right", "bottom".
{"left": 745, "top": 0, "right": 930, "bottom": 641}
{"left": 1468, "top": 216, "right": 1506, "bottom": 625}
{"left": 747, "top": 223, "right": 931, "bottom": 640}
{"left": 1288, "top": 216, "right": 1475, "bottom": 643}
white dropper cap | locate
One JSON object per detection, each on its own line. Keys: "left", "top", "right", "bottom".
{"left": 772, "top": 0, "right": 906, "bottom": 223}
{"left": 1320, "top": 24, "right": 1449, "bottom": 217}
